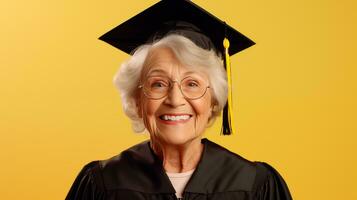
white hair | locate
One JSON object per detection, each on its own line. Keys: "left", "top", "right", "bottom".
{"left": 113, "top": 34, "right": 227, "bottom": 133}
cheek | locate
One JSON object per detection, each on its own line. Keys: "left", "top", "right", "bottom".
{"left": 190, "top": 98, "right": 212, "bottom": 135}
{"left": 140, "top": 98, "right": 161, "bottom": 133}
{"left": 143, "top": 100, "right": 157, "bottom": 116}
{"left": 139, "top": 95, "right": 160, "bottom": 116}
{"left": 191, "top": 96, "right": 212, "bottom": 120}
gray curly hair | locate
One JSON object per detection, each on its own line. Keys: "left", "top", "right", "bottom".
{"left": 113, "top": 34, "right": 228, "bottom": 133}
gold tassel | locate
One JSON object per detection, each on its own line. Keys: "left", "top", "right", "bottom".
{"left": 223, "top": 37, "right": 235, "bottom": 135}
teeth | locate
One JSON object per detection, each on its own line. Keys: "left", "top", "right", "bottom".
{"left": 161, "top": 115, "right": 190, "bottom": 121}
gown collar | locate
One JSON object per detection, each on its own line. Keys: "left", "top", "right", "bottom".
{"left": 145, "top": 138, "right": 219, "bottom": 194}
{"left": 101, "top": 138, "right": 256, "bottom": 194}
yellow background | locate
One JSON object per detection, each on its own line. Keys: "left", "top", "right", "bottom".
{"left": 1, "top": 0, "right": 356, "bottom": 199}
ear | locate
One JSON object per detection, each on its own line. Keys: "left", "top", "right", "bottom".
{"left": 209, "top": 105, "right": 213, "bottom": 117}
{"left": 210, "top": 99, "right": 218, "bottom": 113}
{"left": 206, "top": 104, "right": 215, "bottom": 127}
{"left": 137, "top": 104, "right": 143, "bottom": 118}
{"left": 208, "top": 103, "right": 215, "bottom": 120}
{"left": 135, "top": 92, "right": 143, "bottom": 118}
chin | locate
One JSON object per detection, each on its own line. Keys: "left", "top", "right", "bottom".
{"left": 157, "top": 129, "right": 200, "bottom": 146}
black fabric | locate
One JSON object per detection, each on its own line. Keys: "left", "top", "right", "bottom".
{"left": 66, "top": 139, "right": 292, "bottom": 200}
{"left": 149, "top": 21, "right": 217, "bottom": 54}
{"left": 99, "top": 0, "right": 255, "bottom": 55}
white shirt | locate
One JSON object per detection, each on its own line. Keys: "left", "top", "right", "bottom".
{"left": 166, "top": 169, "right": 195, "bottom": 199}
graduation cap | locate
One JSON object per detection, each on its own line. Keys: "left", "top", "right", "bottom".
{"left": 99, "top": 0, "right": 255, "bottom": 135}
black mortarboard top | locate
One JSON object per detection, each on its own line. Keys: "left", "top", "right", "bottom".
{"left": 99, "top": 0, "right": 255, "bottom": 135}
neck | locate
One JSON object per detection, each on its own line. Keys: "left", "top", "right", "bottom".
{"left": 150, "top": 137, "right": 204, "bottom": 173}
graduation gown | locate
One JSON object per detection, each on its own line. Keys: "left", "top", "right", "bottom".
{"left": 66, "top": 138, "right": 292, "bottom": 200}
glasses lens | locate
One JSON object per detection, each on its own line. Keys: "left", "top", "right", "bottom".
{"left": 180, "top": 76, "right": 207, "bottom": 99}
{"left": 142, "top": 76, "right": 208, "bottom": 99}
{"left": 144, "top": 76, "right": 170, "bottom": 99}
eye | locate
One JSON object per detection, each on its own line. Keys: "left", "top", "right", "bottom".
{"left": 147, "top": 77, "right": 170, "bottom": 90}
{"left": 182, "top": 78, "right": 202, "bottom": 90}
{"left": 181, "top": 76, "right": 207, "bottom": 88}
{"left": 187, "top": 81, "right": 199, "bottom": 87}
{"left": 151, "top": 81, "right": 167, "bottom": 88}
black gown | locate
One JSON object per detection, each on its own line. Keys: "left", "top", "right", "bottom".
{"left": 66, "top": 138, "right": 292, "bottom": 200}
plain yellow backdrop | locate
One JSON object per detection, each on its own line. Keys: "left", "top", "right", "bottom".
{"left": 1, "top": 0, "right": 356, "bottom": 199}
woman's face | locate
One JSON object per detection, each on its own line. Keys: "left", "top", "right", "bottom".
{"left": 138, "top": 47, "right": 213, "bottom": 146}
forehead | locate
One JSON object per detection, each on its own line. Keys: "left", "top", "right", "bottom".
{"left": 142, "top": 47, "right": 208, "bottom": 78}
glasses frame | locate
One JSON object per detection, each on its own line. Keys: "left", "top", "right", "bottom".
{"left": 138, "top": 76, "right": 210, "bottom": 100}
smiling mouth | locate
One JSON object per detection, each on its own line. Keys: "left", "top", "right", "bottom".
{"left": 159, "top": 114, "right": 192, "bottom": 122}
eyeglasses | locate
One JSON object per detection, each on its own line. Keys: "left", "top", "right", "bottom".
{"left": 138, "top": 76, "right": 210, "bottom": 100}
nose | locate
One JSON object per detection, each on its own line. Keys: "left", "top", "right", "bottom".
{"left": 164, "top": 82, "right": 186, "bottom": 107}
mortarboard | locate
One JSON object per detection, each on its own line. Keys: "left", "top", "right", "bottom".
{"left": 99, "top": 0, "right": 255, "bottom": 135}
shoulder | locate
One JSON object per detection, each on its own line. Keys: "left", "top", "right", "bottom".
{"left": 100, "top": 140, "right": 153, "bottom": 168}
{"left": 252, "top": 162, "right": 293, "bottom": 199}
{"left": 204, "top": 138, "right": 255, "bottom": 169}
{"left": 198, "top": 139, "right": 257, "bottom": 191}
{"left": 94, "top": 140, "right": 161, "bottom": 191}
{"left": 201, "top": 139, "right": 292, "bottom": 198}
{"left": 77, "top": 140, "right": 150, "bottom": 177}
{"left": 66, "top": 140, "right": 158, "bottom": 199}
{"left": 65, "top": 161, "right": 106, "bottom": 200}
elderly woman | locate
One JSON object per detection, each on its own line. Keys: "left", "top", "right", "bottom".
{"left": 66, "top": 1, "right": 292, "bottom": 200}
